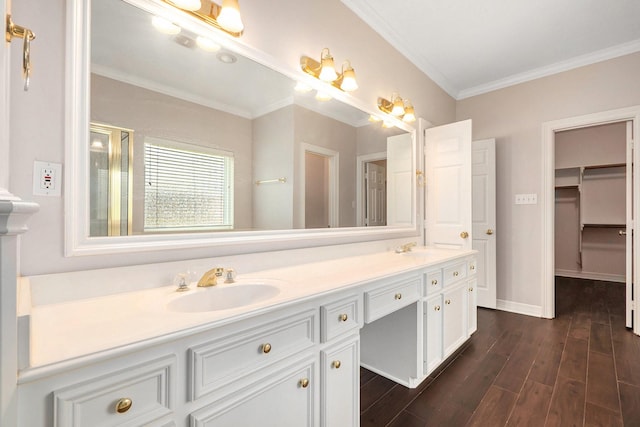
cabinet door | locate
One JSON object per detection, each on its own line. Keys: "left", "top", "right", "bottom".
{"left": 321, "top": 336, "right": 359, "bottom": 427}
{"left": 190, "top": 359, "right": 316, "bottom": 427}
{"left": 442, "top": 284, "right": 467, "bottom": 359}
{"left": 467, "top": 278, "right": 478, "bottom": 335}
{"left": 423, "top": 294, "right": 443, "bottom": 375}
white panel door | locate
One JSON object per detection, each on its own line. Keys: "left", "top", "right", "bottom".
{"left": 472, "top": 139, "right": 497, "bottom": 309}
{"left": 425, "top": 120, "right": 472, "bottom": 249}
{"left": 387, "top": 133, "right": 413, "bottom": 226}
{"left": 366, "top": 163, "right": 386, "bottom": 226}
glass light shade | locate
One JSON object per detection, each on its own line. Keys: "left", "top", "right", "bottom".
{"left": 217, "top": 0, "right": 244, "bottom": 33}
{"left": 340, "top": 67, "right": 358, "bottom": 92}
{"left": 319, "top": 50, "right": 338, "bottom": 82}
{"left": 382, "top": 120, "right": 395, "bottom": 129}
{"left": 402, "top": 105, "right": 416, "bottom": 122}
{"left": 368, "top": 115, "right": 382, "bottom": 122}
{"left": 196, "top": 36, "right": 221, "bottom": 52}
{"left": 391, "top": 96, "right": 405, "bottom": 116}
{"left": 315, "top": 90, "right": 332, "bottom": 101}
{"left": 152, "top": 16, "right": 181, "bottom": 35}
{"left": 168, "top": 0, "right": 201, "bottom": 11}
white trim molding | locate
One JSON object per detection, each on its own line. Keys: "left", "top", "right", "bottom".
{"left": 555, "top": 269, "right": 625, "bottom": 284}
{"left": 496, "top": 299, "right": 543, "bottom": 318}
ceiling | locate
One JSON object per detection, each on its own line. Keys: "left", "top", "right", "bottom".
{"left": 342, "top": 0, "right": 640, "bottom": 99}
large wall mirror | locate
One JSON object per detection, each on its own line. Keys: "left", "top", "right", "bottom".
{"left": 66, "top": 0, "right": 418, "bottom": 256}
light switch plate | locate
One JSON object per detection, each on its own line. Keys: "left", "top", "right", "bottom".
{"left": 515, "top": 193, "right": 537, "bottom": 205}
{"left": 33, "top": 161, "right": 62, "bottom": 196}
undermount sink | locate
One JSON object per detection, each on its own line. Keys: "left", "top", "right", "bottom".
{"left": 167, "top": 282, "right": 281, "bottom": 313}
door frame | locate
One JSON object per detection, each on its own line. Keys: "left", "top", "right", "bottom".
{"left": 298, "top": 143, "right": 339, "bottom": 228}
{"left": 541, "top": 106, "right": 640, "bottom": 335}
{"left": 356, "top": 151, "right": 386, "bottom": 226}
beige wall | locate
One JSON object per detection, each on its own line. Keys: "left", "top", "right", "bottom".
{"left": 456, "top": 52, "right": 640, "bottom": 309}
{"left": 9, "top": 0, "right": 452, "bottom": 276}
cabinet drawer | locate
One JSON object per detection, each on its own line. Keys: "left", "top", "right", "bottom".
{"left": 364, "top": 276, "right": 421, "bottom": 323}
{"left": 189, "top": 309, "right": 316, "bottom": 400}
{"left": 54, "top": 355, "right": 175, "bottom": 427}
{"left": 320, "top": 295, "right": 361, "bottom": 343}
{"left": 425, "top": 270, "right": 443, "bottom": 295}
{"left": 443, "top": 262, "right": 467, "bottom": 287}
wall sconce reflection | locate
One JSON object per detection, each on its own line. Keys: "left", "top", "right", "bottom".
{"left": 377, "top": 94, "right": 416, "bottom": 123}
{"left": 161, "top": 0, "right": 244, "bottom": 37}
{"left": 300, "top": 48, "right": 359, "bottom": 92}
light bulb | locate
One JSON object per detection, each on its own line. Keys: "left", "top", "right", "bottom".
{"left": 217, "top": 0, "right": 244, "bottom": 33}
{"left": 382, "top": 120, "right": 395, "bottom": 129}
{"left": 168, "top": 0, "right": 201, "bottom": 11}
{"left": 402, "top": 105, "right": 416, "bottom": 123}
{"left": 196, "top": 36, "right": 221, "bottom": 52}
{"left": 340, "top": 65, "right": 358, "bottom": 92}
{"left": 368, "top": 115, "right": 382, "bottom": 122}
{"left": 152, "top": 16, "right": 181, "bottom": 35}
{"left": 391, "top": 95, "right": 405, "bottom": 116}
{"left": 319, "top": 49, "right": 338, "bottom": 82}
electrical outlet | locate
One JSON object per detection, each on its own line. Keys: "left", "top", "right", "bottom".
{"left": 33, "top": 161, "right": 62, "bottom": 196}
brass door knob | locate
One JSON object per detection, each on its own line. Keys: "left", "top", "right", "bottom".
{"left": 115, "top": 398, "right": 133, "bottom": 414}
{"left": 460, "top": 231, "right": 469, "bottom": 239}
{"left": 339, "top": 313, "right": 348, "bottom": 322}
{"left": 299, "top": 378, "right": 310, "bottom": 388}
{"left": 261, "top": 343, "right": 272, "bottom": 354}
{"left": 486, "top": 229, "right": 494, "bottom": 235}
{"left": 332, "top": 360, "right": 342, "bottom": 369}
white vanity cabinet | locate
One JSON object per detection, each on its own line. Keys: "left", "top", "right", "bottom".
{"left": 423, "top": 256, "right": 478, "bottom": 376}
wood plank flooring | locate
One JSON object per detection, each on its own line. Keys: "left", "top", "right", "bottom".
{"left": 360, "top": 277, "right": 640, "bottom": 426}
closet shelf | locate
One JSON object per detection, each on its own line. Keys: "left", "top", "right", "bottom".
{"left": 582, "top": 223, "right": 625, "bottom": 229}
{"left": 583, "top": 163, "right": 626, "bottom": 170}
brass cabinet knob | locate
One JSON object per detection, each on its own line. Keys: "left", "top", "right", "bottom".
{"left": 261, "top": 343, "right": 272, "bottom": 354}
{"left": 469, "top": 287, "right": 474, "bottom": 292}
{"left": 394, "top": 293, "right": 402, "bottom": 300}
{"left": 470, "top": 265, "right": 475, "bottom": 271}
{"left": 299, "top": 378, "right": 310, "bottom": 388}
{"left": 445, "top": 299, "right": 451, "bottom": 305}
{"left": 453, "top": 271, "right": 459, "bottom": 277}
{"left": 339, "top": 313, "right": 348, "bottom": 322}
{"left": 115, "top": 398, "right": 132, "bottom": 414}
{"left": 431, "top": 279, "right": 438, "bottom": 285}
{"left": 460, "top": 231, "right": 469, "bottom": 239}
{"left": 434, "top": 305, "right": 441, "bottom": 311}
{"left": 486, "top": 229, "right": 494, "bottom": 235}
{"left": 332, "top": 360, "right": 342, "bottom": 369}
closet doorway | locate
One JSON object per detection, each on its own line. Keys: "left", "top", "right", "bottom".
{"left": 542, "top": 106, "right": 640, "bottom": 335}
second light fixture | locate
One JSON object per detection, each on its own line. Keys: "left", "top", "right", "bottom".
{"left": 300, "top": 48, "right": 358, "bottom": 92}
{"left": 377, "top": 93, "right": 416, "bottom": 123}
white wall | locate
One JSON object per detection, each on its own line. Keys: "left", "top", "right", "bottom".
{"left": 456, "top": 52, "right": 640, "bottom": 309}
{"left": 9, "top": 0, "right": 452, "bottom": 276}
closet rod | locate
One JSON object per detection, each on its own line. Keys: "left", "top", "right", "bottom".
{"left": 583, "top": 163, "right": 626, "bottom": 170}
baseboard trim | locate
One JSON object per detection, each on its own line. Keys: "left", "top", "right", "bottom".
{"left": 496, "top": 299, "right": 543, "bottom": 318}
{"left": 555, "top": 269, "right": 625, "bottom": 283}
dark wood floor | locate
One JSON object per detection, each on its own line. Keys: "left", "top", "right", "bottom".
{"left": 360, "top": 277, "right": 640, "bottom": 426}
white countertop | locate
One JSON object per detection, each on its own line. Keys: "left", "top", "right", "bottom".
{"left": 23, "top": 246, "right": 475, "bottom": 378}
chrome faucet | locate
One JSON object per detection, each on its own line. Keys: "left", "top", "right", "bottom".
{"left": 197, "top": 267, "right": 225, "bottom": 287}
{"left": 395, "top": 242, "right": 417, "bottom": 253}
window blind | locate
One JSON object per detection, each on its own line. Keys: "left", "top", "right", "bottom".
{"left": 144, "top": 141, "right": 233, "bottom": 231}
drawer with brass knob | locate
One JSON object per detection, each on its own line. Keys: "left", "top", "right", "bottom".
{"left": 443, "top": 262, "right": 468, "bottom": 287}
{"left": 364, "top": 275, "right": 421, "bottom": 323}
{"left": 189, "top": 309, "right": 316, "bottom": 400}
{"left": 53, "top": 355, "right": 175, "bottom": 427}
{"left": 320, "top": 294, "right": 362, "bottom": 343}
{"left": 425, "top": 270, "right": 443, "bottom": 295}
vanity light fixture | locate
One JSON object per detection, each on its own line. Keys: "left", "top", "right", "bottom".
{"left": 300, "top": 48, "right": 358, "bottom": 92}
{"left": 377, "top": 94, "right": 416, "bottom": 123}
{"left": 160, "top": 0, "right": 244, "bottom": 37}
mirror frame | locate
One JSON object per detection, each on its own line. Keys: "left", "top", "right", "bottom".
{"left": 65, "top": 0, "right": 420, "bottom": 256}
